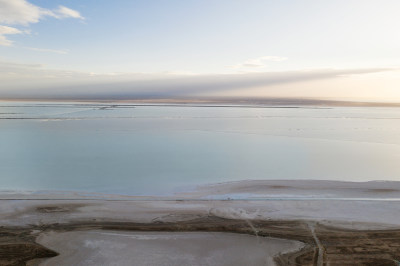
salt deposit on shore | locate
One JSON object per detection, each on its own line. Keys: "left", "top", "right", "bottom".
{"left": 2, "top": 180, "right": 400, "bottom": 265}
{"left": 2, "top": 180, "right": 400, "bottom": 229}
{"left": 35, "top": 231, "right": 303, "bottom": 266}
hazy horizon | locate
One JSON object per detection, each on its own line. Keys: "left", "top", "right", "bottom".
{"left": 1, "top": 1, "right": 400, "bottom": 101}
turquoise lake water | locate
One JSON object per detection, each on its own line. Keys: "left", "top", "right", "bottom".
{"left": 1, "top": 102, "right": 400, "bottom": 195}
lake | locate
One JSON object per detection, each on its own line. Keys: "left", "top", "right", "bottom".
{"left": 1, "top": 102, "right": 400, "bottom": 195}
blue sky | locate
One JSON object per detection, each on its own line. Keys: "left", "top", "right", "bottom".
{"left": 1, "top": 0, "right": 400, "bottom": 100}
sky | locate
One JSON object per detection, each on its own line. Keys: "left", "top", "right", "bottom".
{"left": 0, "top": 0, "right": 400, "bottom": 101}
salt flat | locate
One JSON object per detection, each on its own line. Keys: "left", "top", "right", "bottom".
{"left": 2, "top": 180, "right": 400, "bottom": 229}
{"left": 2, "top": 180, "right": 400, "bottom": 265}
{"left": 35, "top": 231, "right": 302, "bottom": 266}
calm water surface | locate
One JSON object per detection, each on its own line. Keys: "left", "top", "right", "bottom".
{"left": 1, "top": 102, "right": 400, "bottom": 195}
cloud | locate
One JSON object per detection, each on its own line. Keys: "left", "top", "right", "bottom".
{"left": 0, "top": 61, "right": 393, "bottom": 99}
{"left": 0, "top": 25, "right": 23, "bottom": 46}
{"left": 230, "top": 56, "right": 288, "bottom": 69}
{"left": 23, "top": 47, "right": 69, "bottom": 54}
{"left": 0, "top": 0, "right": 46, "bottom": 25}
{"left": 53, "top": 6, "right": 84, "bottom": 20}
{"left": 0, "top": 0, "right": 83, "bottom": 46}
{"left": 0, "top": 0, "right": 84, "bottom": 25}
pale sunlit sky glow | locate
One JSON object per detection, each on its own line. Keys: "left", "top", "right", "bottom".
{"left": 1, "top": 0, "right": 400, "bottom": 101}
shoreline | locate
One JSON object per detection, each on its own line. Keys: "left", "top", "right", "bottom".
{"left": 2, "top": 179, "right": 400, "bottom": 199}
{"left": 2, "top": 98, "right": 400, "bottom": 107}
{"left": 2, "top": 180, "right": 400, "bottom": 265}
{"left": 1, "top": 217, "right": 400, "bottom": 265}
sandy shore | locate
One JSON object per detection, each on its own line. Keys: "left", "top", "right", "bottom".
{"left": 1, "top": 180, "right": 400, "bottom": 265}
